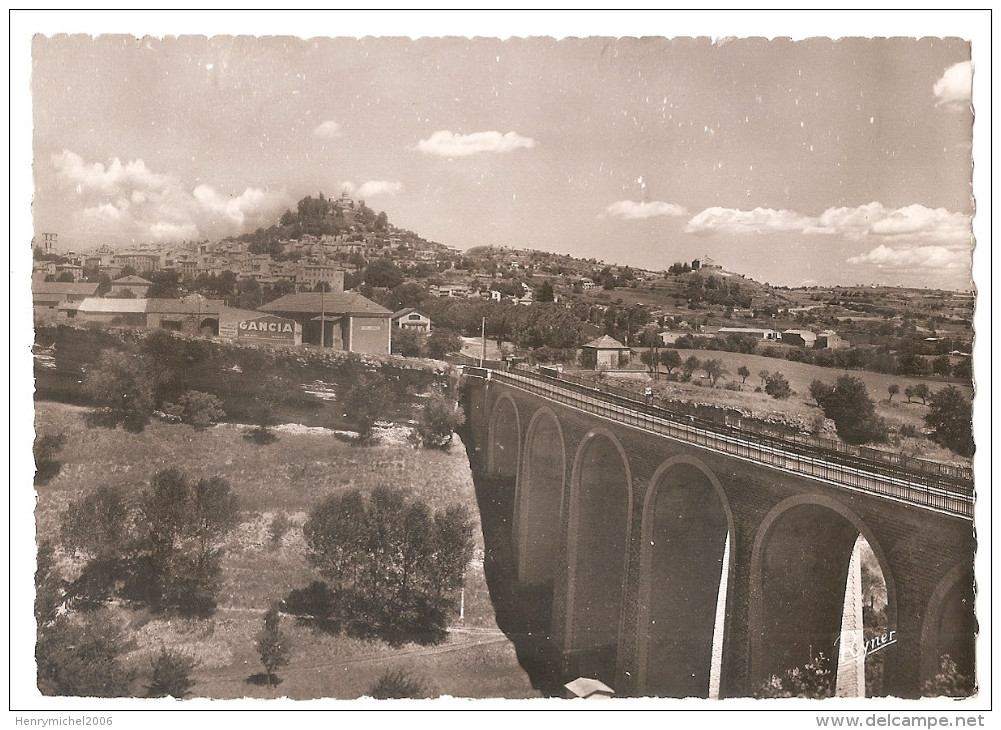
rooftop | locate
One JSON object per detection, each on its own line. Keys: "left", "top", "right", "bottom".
{"left": 259, "top": 291, "right": 391, "bottom": 317}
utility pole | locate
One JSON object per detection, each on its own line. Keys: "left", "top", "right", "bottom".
{"left": 480, "top": 316, "right": 486, "bottom": 367}
{"left": 320, "top": 284, "right": 325, "bottom": 348}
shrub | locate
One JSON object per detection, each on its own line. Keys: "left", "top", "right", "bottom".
{"left": 764, "top": 372, "right": 791, "bottom": 400}
{"left": 369, "top": 669, "right": 428, "bottom": 699}
{"left": 924, "top": 386, "right": 974, "bottom": 457}
{"left": 146, "top": 648, "right": 198, "bottom": 698}
{"left": 164, "top": 391, "right": 225, "bottom": 430}
{"left": 412, "top": 388, "right": 466, "bottom": 449}
{"left": 33, "top": 432, "right": 67, "bottom": 485}
{"left": 256, "top": 602, "right": 292, "bottom": 688}
{"left": 814, "top": 374, "right": 889, "bottom": 445}
{"left": 342, "top": 372, "right": 395, "bottom": 444}
{"left": 425, "top": 328, "right": 463, "bottom": 360}
{"left": 36, "top": 611, "right": 136, "bottom": 697}
{"left": 301, "top": 487, "right": 474, "bottom": 647}
{"left": 755, "top": 652, "right": 834, "bottom": 699}
{"left": 899, "top": 424, "right": 918, "bottom": 438}
{"left": 82, "top": 349, "right": 156, "bottom": 432}
{"left": 269, "top": 512, "right": 292, "bottom": 547}
{"left": 922, "top": 655, "right": 975, "bottom": 697}
{"left": 392, "top": 328, "right": 425, "bottom": 357}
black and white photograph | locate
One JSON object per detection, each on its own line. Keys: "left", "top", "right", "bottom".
{"left": 10, "top": 9, "right": 991, "bottom": 722}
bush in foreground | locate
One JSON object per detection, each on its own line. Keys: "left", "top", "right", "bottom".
{"left": 299, "top": 487, "right": 474, "bottom": 646}
{"left": 369, "top": 669, "right": 428, "bottom": 699}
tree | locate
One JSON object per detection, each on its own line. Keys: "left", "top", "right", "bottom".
{"left": 758, "top": 369, "right": 770, "bottom": 388}
{"left": 135, "top": 469, "right": 239, "bottom": 615}
{"left": 737, "top": 365, "right": 751, "bottom": 384}
{"left": 82, "top": 349, "right": 156, "bottom": 432}
{"left": 703, "top": 358, "right": 727, "bottom": 388}
{"left": 640, "top": 349, "right": 660, "bottom": 376}
{"left": 146, "top": 648, "right": 198, "bottom": 698}
{"left": 661, "top": 349, "right": 682, "bottom": 375}
{"left": 364, "top": 258, "right": 405, "bottom": 289}
{"left": 535, "top": 279, "right": 555, "bottom": 303}
{"left": 164, "top": 391, "right": 225, "bottom": 430}
{"left": 392, "top": 328, "right": 425, "bottom": 357}
{"left": 912, "top": 383, "right": 930, "bottom": 405}
{"left": 341, "top": 372, "right": 395, "bottom": 443}
{"left": 256, "top": 602, "right": 292, "bottom": 688}
{"left": 924, "top": 386, "right": 974, "bottom": 457}
{"left": 813, "top": 374, "right": 888, "bottom": 444}
{"left": 810, "top": 379, "right": 834, "bottom": 406}
{"left": 904, "top": 386, "right": 915, "bottom": 403}
{"left": 248, "top": 375, "right": 288, "bottom": 443}
{"left": 148, "top": 270, "right": 182, "bottom": 299}
{"left": 301, "top": 487, "right": 474, "bottom": 646}
{"left": 57, "top": 271, "right": 76, "bottom": 283}
{"left": 765, "top": 372, "right": 792, "bottom": 400}
{"left": 681, "top": 355, "right": 701, "bottom": 381}
{"left": 887, "top": 384, "right": 900, "bottom": 403}
{"left": 36, "top": 611, "right": 136, "bottom": 697}
{"left": 932, "top": 355, "right": 953, "bottom": 377}
{"left": 425, "top": 328, "right": 463, "bottom": 360}
{"left": 412, "top": 387, "right": 466, "bottom": 448}
{"left": 61, "top": 484, "right": 134, "bottom": 561}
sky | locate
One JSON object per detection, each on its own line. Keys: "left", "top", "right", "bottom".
{"left": 29, "top": 30, "right": 976, "bottom": 290}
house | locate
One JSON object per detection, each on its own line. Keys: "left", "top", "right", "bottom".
{"left": 582, "top": 335, "right": 631, "bottom": 370}
{"left": 64, "top": 297, "right": 148, "bottom": 327}
{"left": 816, "top": 330, "right": 848, "bottom": 349}
{"left": 54, "top": 263, "right": 85, "bottom": 281}
{"left": 110, "top": 275, "right": 153, "bottom": 298}
{"left": 391, "top": 308, "right": 432, "bottom": 334}
{"left": 218, "top": 307, "right": 302, "bottom": 345}
{"left": 781, "top": 329, "right": 817, "bottom": 347}
{"left": 146, "top": 295, "right": 223, "bottom": 335}
{"left": 259, "top": 291, "right": 393, "bottom": 355}
{"left": 32, "top": 281, "right": 100, "bottom": 314}
{"left": 432, "top": 284, "right": 472, "bottom": 298}
{"left": 717, "top": 326, "right": 779, "bottom": 341}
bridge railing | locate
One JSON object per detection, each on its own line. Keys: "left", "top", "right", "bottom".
{"left": 461, "top": 365, "right": 974, "bottom": 519}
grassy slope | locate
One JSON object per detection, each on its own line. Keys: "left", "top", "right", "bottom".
{"left": 33, "top": 402, "right": 536, "bottom": 700}
{"left": 627, "top": 349, "right": 972, "bottom": 465}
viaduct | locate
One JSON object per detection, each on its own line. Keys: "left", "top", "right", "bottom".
{"left": 459, "top": 366, "right": 976, "bottom": 698}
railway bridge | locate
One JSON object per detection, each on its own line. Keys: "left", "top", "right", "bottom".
{"left": 458, "top": 366, "right": 976, "bottom": 698}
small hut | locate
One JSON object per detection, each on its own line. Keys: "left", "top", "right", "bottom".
{"left": 582, "top": 335, "right": 630, "bottom": 370}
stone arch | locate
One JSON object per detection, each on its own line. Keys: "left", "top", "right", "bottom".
{"left": 199, "top": 317, "right": 219, "bottom": 336}
{"left": 487, "top": 392, "right": 521, "bottom": 479}
{"left": 564, "top": 428, "right": 632, "bottom": 684}
{"left": 513, "top": 407, "right": 566, "bottom": 586}
{"left": 920, "top": 562, "right": 977, "bottom": 691}
{"left": 636, "top": 456, "right": 735, "bottom": 697}
{"left": 748, "top": 494, "right": 897, "bottom": 693}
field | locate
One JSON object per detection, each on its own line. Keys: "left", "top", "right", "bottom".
{"left": 613, "top": 349, "right": 973, "bottom": 466}
{"left": 32, "top": 402, "right": 537, "bottom": 700}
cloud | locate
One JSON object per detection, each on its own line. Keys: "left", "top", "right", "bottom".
{"left": 313, "top": 120, "right": 343, "bottom": 139}
{"left": 685, "top": 206, "right": 814, "bottom": 235}
{"left": 52, "top": 150, "right": 290, "bottom": 243}
{"left": 809, "top": 203, "right": 971, "bottom": 245}
{"left": 415, "top": 130, "right": 536, "bottom": 157}
{"left": 933, "top": 61, "right": 973, "bottom": 109}
{"left": 605, "top": 200, "right": 688, "bottom": 220}
{"left": 342, "top": 180, "right": 403, "bottom": 199}
{"left": 847, "top": 244, "right": 970, "bottom": 271}
{"left": 685, "top": 202, "right": 971, "bottom": 246}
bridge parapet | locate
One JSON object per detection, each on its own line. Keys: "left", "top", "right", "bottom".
{"left": 462, "top": 366, "right": 974, "bottom": 520}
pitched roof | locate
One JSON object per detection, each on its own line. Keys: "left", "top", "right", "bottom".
{"left": 583, "top": 335, "right": 628, "bottom": 349}
{"left": 147, "top": 297, "right": 224, "bottom": 314}
{"left": 112, "top": 275, "right": 153, "bottom": 285}
{"left": 32, "top": 282, "right": 100, "bottom": 297}
{"left": 259, "top": 291, "right": 391, "bottom": 316}
{"left": 75, "top": 297, "right": 149, "bottom": 314}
